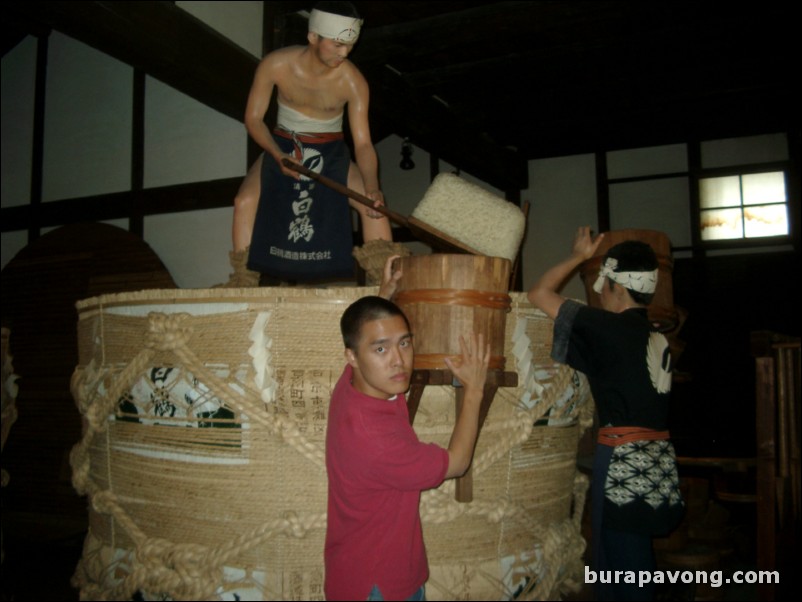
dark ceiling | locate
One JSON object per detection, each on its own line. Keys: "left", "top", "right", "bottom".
{"left": 4, "top": 1, "right": 798, "bottom": 192}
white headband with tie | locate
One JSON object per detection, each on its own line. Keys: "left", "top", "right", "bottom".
{"left": 309, "top": 9, "right": 363, "bottom": 44}
{"left": 593, "top": 257, "right": 658, "bottom": 294}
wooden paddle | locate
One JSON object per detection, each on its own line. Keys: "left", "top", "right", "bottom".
{"left": 281, "top": 158, "right": 479, "bottom": 255}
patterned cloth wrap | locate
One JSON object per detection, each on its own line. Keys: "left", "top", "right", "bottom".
{"left": 601, "top": 436, "right": 684, "bottom": 535}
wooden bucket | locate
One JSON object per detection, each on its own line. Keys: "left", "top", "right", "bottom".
{"left": 578, "top": 229, "right": 677, "bottom": 332}
{"left": 393, "top": 254, "right": 511, "bottom": 370}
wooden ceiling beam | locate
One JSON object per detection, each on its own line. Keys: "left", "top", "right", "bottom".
{"left": 0, "top": 177, "right": 242, "bottom": 233}
{"left": 352, "top": 1, "right": 610, "bottom": 68}
{"left": 366, "top": 65, "right": 528, "bottom": 191}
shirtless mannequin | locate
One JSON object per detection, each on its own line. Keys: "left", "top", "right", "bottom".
{"left": 224, "top": 2, "right": 402, "bottom": 286}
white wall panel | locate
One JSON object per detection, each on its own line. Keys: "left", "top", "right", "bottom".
{"left": 525, "top": 154, "right": 598, "bottom": 299}
{"left": 144, "top": 207, "right": 233, "bottom": 288}
{"left": 42, "top": 32, "right": 132, "bottom": 202}
{"left": 177, "top": 1, "right": 263, "bottom": 58}
{"left": 1, "top": 36, "right": 37, "bottom": 209}
{"left": 609, "top": 177, "right": 691, "bottom": 248}
{"left": 144, "top": 76, "right": 247, "bottom": 189}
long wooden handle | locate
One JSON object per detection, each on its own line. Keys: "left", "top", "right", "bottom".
{"left": 281, "top": 158, "right": 408, "bottom": 227}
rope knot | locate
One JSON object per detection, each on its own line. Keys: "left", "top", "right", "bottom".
{"left": 284, "top": 511, "right": 307, "bottom": 538}
{"left": 92, "top": 489, "right": 116, "bottom": 514}
{"left": 145, "top": 313, "right": 193, "bottom": 351}
{"left": 485, "top": 497, "right": 515, "bottom": 523}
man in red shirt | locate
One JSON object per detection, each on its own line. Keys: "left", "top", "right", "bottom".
{"left": 325, "top": 263, "right": 489, "bottom": 600}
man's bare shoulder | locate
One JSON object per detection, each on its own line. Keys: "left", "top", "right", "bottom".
{"left": 342, "top": 59, "right": 366, "bottom": 80}
{"left": 337, "top": 60, "right": 368, "bottom": 93}
{"left": 259, "top": 45, "right": 306, "bottom": 69}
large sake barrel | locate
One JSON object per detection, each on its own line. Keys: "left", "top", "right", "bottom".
{"left": 393, "top": 254, "right": 511, "bottom": 370}
{"left": 70, "top": 287, "right": 591, "bottom": 600}
{"left": 579, "top": 229, "right": 677, "bottom": 331}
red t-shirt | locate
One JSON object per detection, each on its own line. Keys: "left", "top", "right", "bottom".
{"left": 324, "top": 365, "right": 449, "bottom": 600}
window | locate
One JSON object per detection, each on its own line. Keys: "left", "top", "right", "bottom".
{"left": 699, "top": 171, "right": 789, "bottom": 241}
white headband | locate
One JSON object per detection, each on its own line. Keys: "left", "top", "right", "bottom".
{"left": 593, "top": 257, "right": 658, "bottom": 295}
{"left": 309, "top": 9, "right": 363, "bottom": 44}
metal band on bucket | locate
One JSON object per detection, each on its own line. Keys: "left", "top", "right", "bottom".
{"left": 394, "top": 288, "right": 510, "bottom": 370}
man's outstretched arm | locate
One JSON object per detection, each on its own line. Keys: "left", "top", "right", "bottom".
{"left": 528, "top": 226, "right": 604, "bottom": 319}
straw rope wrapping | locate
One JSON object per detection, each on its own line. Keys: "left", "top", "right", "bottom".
{"left": 418, "top": 346, "right": 583, "bottom": 516}
{"left": 418, "top": 311, "right": 592, "bottom": 600}
{"left": 70, "top": 291, "right": 593, "bottom": 601}
{"left": 70, "top": 311, "right": 327, "bottom": 600}
{"left": 510, "top": 471, "right": 589, "bottom": 600}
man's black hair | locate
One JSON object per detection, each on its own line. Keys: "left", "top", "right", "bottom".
{"left": 605, "top": 240, "right": 658, "bottom": 306}
{"left": 340, "top": 296, "right": 410, "bottom": 350}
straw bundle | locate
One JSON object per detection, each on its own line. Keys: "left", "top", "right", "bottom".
{"left": 411, "top": 173, "right": 526, "bottom": 261}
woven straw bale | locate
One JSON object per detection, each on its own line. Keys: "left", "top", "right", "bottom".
{"left": 411, "top": 173, "right": 526, "bottom": 261}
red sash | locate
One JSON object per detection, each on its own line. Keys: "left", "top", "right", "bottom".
{"left": 273, "top": 128, "right": 344, "bottom": 161}
{"left": 598, "top": 426, "right": 670, "bottom": 447}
